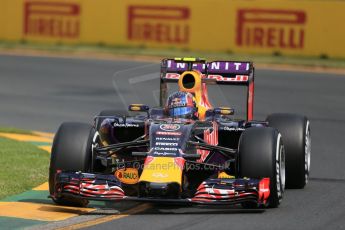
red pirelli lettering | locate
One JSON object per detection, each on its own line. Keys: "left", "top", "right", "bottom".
{"left": 24, "top": 1, "right": 80, "bottom": 38}
{"left": 128, "top": 5, "right": 190, "bottom": 44}
{"left": 236, "top": 9, "right": 306, "bottom": 49}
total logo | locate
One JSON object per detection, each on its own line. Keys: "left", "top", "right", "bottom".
{"left": 151, "top": 172, "right": 169, "bottom": 178}
{"left": 160, "top": 124, "right": 180, "bottom": 131}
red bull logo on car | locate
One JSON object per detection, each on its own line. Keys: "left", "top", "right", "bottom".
{"left": 236, "top": 9, "right": 306, "bottom": 49}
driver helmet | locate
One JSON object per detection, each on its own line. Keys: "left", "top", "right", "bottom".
{"left": 166, "top": 91, "right": 197, "bottom": 119}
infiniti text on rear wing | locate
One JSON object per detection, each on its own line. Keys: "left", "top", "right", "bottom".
{"left": 160, "top": 59, "right": 254, "bottom": 85}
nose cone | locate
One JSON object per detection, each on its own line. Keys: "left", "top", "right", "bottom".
{"left": 139, "top": 157, "right": 184, "bottom": 185}
{"left": 138, "top": 157, "right": 185, "bottom": 198}
{"left": 139, "top": 181, "right": 181, "bottom": 198}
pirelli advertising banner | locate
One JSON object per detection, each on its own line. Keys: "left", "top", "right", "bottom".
{"left": 1, "top": 0, "right": 345, "bottom": 58}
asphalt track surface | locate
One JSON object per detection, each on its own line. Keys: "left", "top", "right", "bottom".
{"left": 1, "top": 54, "right": 345, "bottom": 230}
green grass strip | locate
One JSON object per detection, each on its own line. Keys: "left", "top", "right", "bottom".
{"left": 0, "top": 127, "right": 34, "bottom": 135}
{"left": 0, "top": 137, "right": 49, "bottom": 200}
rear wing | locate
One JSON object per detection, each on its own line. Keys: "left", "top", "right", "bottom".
{"left": 160, "top": 58, "right": 255, "bottom": 120}
{"left": 161, "top": 58, "right": 253, "bottom": 84}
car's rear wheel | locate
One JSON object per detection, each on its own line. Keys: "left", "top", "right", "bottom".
{"left": 49, "top": 122, "right": 94, "bottom": 207}
{"left": 266, "top": 113, "right": 311, "bottom": 189}
{"left": 239, "top": 127, "right": 285, "bottom": 208}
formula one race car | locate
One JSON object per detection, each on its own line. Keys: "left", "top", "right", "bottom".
{"left": 49, "top": 58, "right": 311, "bottom": 208}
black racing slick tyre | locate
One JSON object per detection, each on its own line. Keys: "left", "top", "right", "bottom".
{"left": 239, "top": 127, "right": 285, "bottom": 208}
{"left": 266, "top": 113, "right": 311, "bottom": 189}
{"left": 49, "top": 122, "right": 94, "bottom": 207}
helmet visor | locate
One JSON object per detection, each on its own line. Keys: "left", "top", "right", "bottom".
{"left": 169, "top": 107, "right": 194, "bottom": 118}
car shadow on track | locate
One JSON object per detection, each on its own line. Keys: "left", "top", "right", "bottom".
{"left": 137, "top": 208, "right": 265, "bottom": 215}
{"left": 89, "top": 203, "right": 265, "bottom": 215}
{"left": 18, "top": 199, "right": 265, "bottom": 215}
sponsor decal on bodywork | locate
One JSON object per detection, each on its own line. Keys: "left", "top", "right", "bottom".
{"left": 159, "top": 124, "right": 181, "bottom": 131}
{"left": 155, "top": 142, "right": 179, "bottom": 146}
{"left": 151, "top": 172, "right": 169, "bottom": 178}
{"left": 222, "top": 127, "right": 245, "bottom": 131}
{"left": 165, "top": 73, "right": 249, "bottom": 82}
{"left": 153, "top": 151, "right": 176, "bottom": 156}
{"left": 198, "top": 122, "right": 219, "bottom": 162}
{"left": 166, "top": 60, "right": 251, "bottom": 73}
{"left": 113, "top": 123, "right": 140, "bottom": 128}
{"left": 155, "top": 137, "right": 180, "bottom": 141}
{"left": 154, "top": 147, "right": 178, "bottom": 151}
{"left": 115, "top": 168, "right": 139, "bottom": 184}
{"left": 156, "top": 131, "right": 182, "bottom": 136}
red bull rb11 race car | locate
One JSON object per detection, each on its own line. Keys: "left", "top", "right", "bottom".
{"left": 49, "top": 58, "right": 311, "bottom": 208}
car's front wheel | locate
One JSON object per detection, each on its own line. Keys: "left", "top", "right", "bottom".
{"left": 49, "top": 122, "right": 94, "bottom": 207}
{"left": 239, "top": 127, "right": 285, "bottom": 208}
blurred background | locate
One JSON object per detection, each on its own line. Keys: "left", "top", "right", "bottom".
{"left": 1, "top": 0, "right": 345, "bottom": 60}
{"left": 1, "top": 0, "right": 344, "bottom": 133}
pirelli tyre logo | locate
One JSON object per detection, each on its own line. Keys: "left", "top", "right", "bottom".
{"left": 236, "top": 9, "right": 306, "bottom": 49}
{"left": 127, "top": 5, "right": 190, "bottom": 44}
{"left": 24, "top": 1, "right": 80, "bottom": 39}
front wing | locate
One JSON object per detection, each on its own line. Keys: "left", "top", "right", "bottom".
{"left": 51, "top": 171, "right": 270, "bottom": 206}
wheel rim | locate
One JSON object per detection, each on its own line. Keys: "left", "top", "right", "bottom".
{"left": 305, "top": 121, "right": 311, "bottom": 184}
{"left": 280, "top": 144, "right": 286, "bottom": 193}
{"left": 276, "top": 134, "right": 285, "bottom": 201}
{"left": 91, "top": 131, "right": 100, "bottom": 171}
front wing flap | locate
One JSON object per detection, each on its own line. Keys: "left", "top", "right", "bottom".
{"left": 191, "top": 178, "right": 270, "bottom": 205}
{"left": 52, "top": 171, "right": 125, "bottom": 200}
{"left": 52, "top": 171, "right": 270, "bottom": 206}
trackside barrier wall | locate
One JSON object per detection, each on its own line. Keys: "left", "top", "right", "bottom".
{"left": 1, "top": 0, "right": 345, "bottom": 58}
